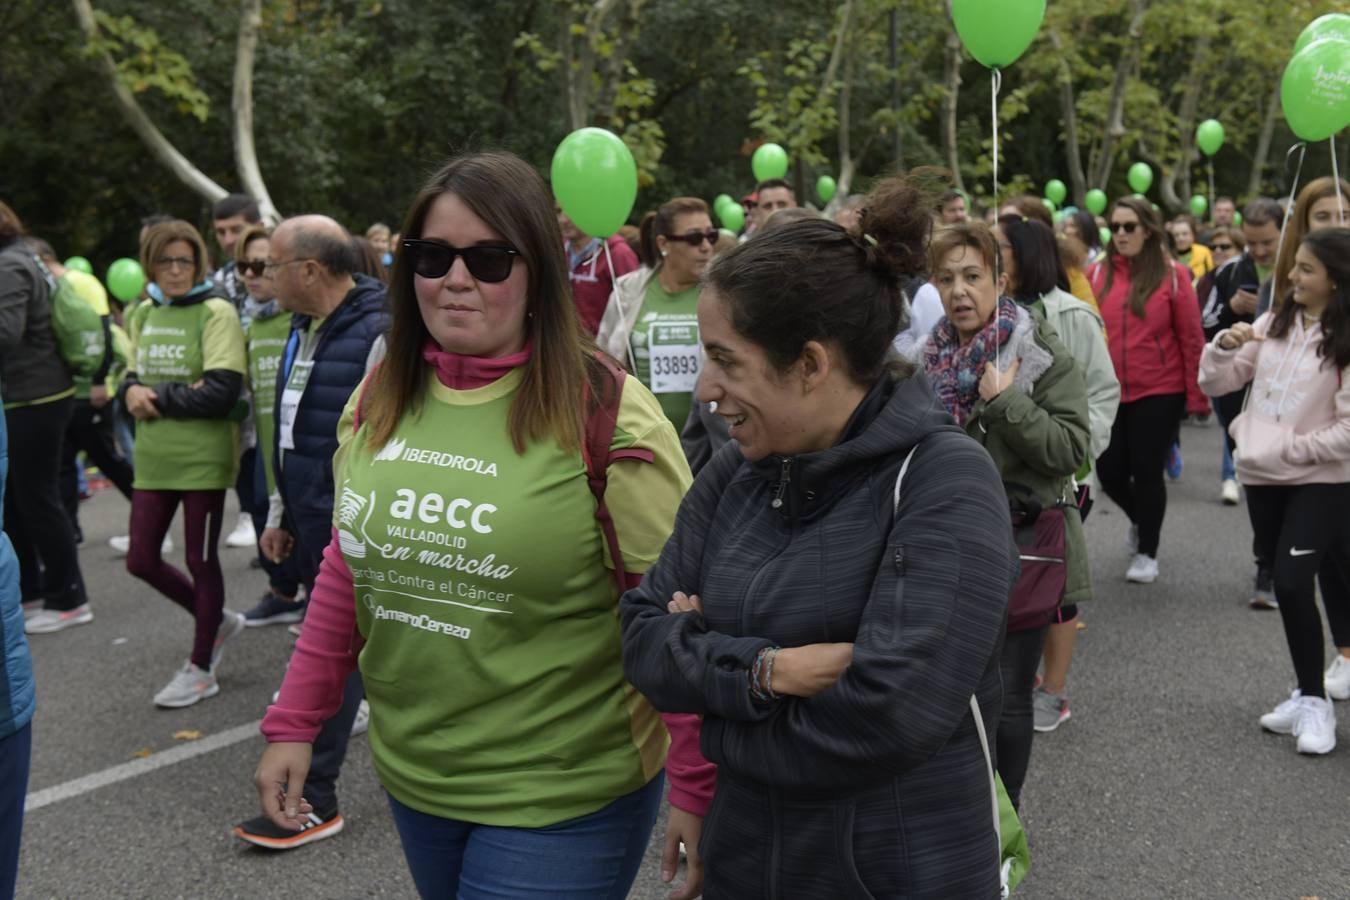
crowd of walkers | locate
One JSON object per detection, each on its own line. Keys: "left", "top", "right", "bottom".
{"left": 0, "top": 158, "right": 1347, "bottom": 898}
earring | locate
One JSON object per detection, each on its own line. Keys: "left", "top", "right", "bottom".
{"left": 661, "top": 251, "right": 668, "bottom": 258}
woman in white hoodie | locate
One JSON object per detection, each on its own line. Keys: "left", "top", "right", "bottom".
{"left": 1199, "top": 227, "right": 1350, "bottom": 756}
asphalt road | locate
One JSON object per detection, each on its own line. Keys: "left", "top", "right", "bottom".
{"left": 15, "top": 421, "right": 1350, "bottom": 899}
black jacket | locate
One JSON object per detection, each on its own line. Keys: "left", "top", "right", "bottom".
{"left": 622, "top": 370, "right": 1015, "bottom": 899}
{"left": 1203, "top": 252, "right": 1273, "bottom": 340}
{"left": 0, "top": 240, "right": 71, "bottom": 405}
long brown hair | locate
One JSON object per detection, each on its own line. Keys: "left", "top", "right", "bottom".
{"left": 1102, "top": 197, "right": 1169, "bottom": 318}
{"left": 1273, "top": 177, "right": 1350, "bottom": 308}
{"left": 1267, "top": 228, "right": 1350, "bottom": 370}
{"left": 363, "top": 151, "right": 601, "bottom": 453}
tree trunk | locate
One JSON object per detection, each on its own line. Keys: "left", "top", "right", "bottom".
{"left": 1089, "top": 0, "right": 1148, "bottom": 189}
{"left": 1247, "top": 82, "right": 1281, "bottom": 197}
{"left": 71, "top": 0, "right": 228, "bottom": 204}
{"left": 940, "top": 0, "right": 964, "bottom": 191}
{"left": 1162, "top": 30, "right": 1210, "bottom": 213}
{"left": 232, "top": 0, "right": 280, "bottom": 224}
{"left": 1050, "top": 29, "right": 1086, "bottom": 204}
{"left": 565, "top": 0, "right": 626, "bottom": 130}
{"left": 591, "top": 0, "right": 644, "bottom": 126}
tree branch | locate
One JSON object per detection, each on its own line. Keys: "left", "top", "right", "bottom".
{"left": 1050, "top": 29, "right": 1085, "bottom": 205}
{"left": 232, "top": 0, "right": 280, "bottom": 224}
{"left": 1090, "top": 0, "right": 1149, "bottom": 189}
{"left": 71, "top": 0, "right": 227, "bottom": 204}
{"left": 940, "top": 0, "right": 964, "bottom": 191}
{"left": 1247, "top": 81, "right": 1281, "bottom": 198}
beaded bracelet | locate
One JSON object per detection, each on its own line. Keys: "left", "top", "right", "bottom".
{"left": 748, "top": 646, "right": 781, "bottom": 702}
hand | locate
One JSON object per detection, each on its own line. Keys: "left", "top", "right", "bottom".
{"left": 978, "top": 358, "right": 1021, "bottom": 402}
{"left": 260, "top": 527, "right": 293, "bottom": 563}
{"left": 89, "top": 384, "right": 110, "bottom": 409}
{"left": 125, "top": 384, "right": 160, "bottom": 420}
{"left": 661, "top": 805, "right": 704, "bottom": 899}
{"left": 771, "top": 643, "right": 854, "bottom": 698}
{"left": 667, "top": 591, "right": 702, "bottom": 614}
{"left": 254, "top": 741, "right": 315, "bottom": 831}
{"left": 1218, "top": 322, "right": 1263, "bottom": 351}
{"left": 1230, "top": 289, "right": 1258, "bottom": 317}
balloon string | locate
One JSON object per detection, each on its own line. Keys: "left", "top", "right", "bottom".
{"left": 991, "top": 67, "right": 1002, "bottom": 378}
{"left": 1270, "top": 142, "right": 1307, "bottom": 311}
{"left": 1333, "top": 138, "right": 1345, "bottom": 222}
{"left": 1208, "top": 160, "right": 1215, "bottom": 223}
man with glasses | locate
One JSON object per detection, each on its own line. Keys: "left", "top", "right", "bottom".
{"left": 232, "top": 214, "right": 388, "bottom": 851}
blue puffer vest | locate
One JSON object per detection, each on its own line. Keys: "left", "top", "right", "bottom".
{"left": 0, "top": 390, "right": 36, "bottom": 739}
{"left": 272, "top": 274, "right": 388, "bottom": 531}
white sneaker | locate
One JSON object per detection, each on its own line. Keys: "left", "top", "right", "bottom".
{"left": 24, "top": 604, "right": 94, "bottom": 634}
{"left": 1125, "top": 553, "right": 1158, "bottom": 583}
{"left": 1221, "top": 479, "right": 1241, "bottom": 506}
{"left": 1325, "top": 656, "right": 1350, "bottom": 701}
{"left": 1261, "top": 690, "right": 1305, "bottom": 734}
{"left": 153, "top": 662, "right": 219, "bottom": 708}
{"left": 351, "top": 699, "right": 370, "bottom": 737}
{"left": 225, "top": 513, "right": 256, "bottom": 549}
{"left": 109, "top": 534, "right": 173, "bottom": 557}
{"left": 1293, "top": 695, "right": 1336, "bottom": 755}
{"left": 211, "top": 609, "right": 247, "bottom": 671}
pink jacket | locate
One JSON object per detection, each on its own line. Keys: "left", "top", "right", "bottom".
{"left": 261, "top": 349, "right": 715, "bottom": 817}
{"left": 1198, "top": 312, "right": 1350, "bottom": 486}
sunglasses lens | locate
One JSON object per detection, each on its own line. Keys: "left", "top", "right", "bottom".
{"left": 409, "top": 242, "right": 453, "bottom": 279}
{"left": 462, "top": 248, "right": 515, "bottom": 283}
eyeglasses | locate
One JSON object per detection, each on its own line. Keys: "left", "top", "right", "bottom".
{"left": 402, "top": 240, "right": 520, "bottom": 283}
{"left": 1108, "top": 221, "right": 1139, "bottom": 234}
{"left": 156, "top": 256, "right": 195, "bottom": 271}
{"left": 664, "top": 229, "right": 719, "bottom": 247}
{"left": 1211, "top": 242, "right": 1234, "bottom": 251}
{"left": 238, "top": 259, "right": 268, "bottom": 277}
{"left": 263, "top": 258, "right": 312, "bottom": 273}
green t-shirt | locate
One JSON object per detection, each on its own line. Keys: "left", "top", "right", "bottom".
{"left": 55, "top": 270, "right": 109, "bottom": 398}
{"left": 245, "top": 312, "right": 291, "bottom": 495}
{"left": 628, "top": 278, "right": 702, "bottom": 429}
{"left": 331, "top": 367, "right": 691, "bottom": 826}
{"left": 129, "top": 298, "right": 246, "bottom": 491}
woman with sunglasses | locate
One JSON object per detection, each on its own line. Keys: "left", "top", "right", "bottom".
{"left": 599, "top": 197, "right": 715, "bottom": 429}
{"left": 118, "top": 219, "right": 249, "bottom": 707}
{"left": 1088, "top": 198, "right": 1208, "bottom": 584}
{"left": 252, "top": 152, "right": 694, "bottom": 899}
{"left": 232, "top": 226, "right": 305, "bottom": 627}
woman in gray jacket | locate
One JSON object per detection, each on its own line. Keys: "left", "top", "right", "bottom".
{"left": 621, "top": 199, "right": 1017, "bottom": 898}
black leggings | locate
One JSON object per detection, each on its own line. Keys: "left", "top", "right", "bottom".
{"left": 60, "top": 398, "right": 135, "bottom": 528}
{"left": 1097, "top": 393, "right": 1185, "bottom": 558}
{"left": 3, "top": 398, "right": 88, "bottom": 611}
{"left": 997, "top": 625, "right": 1049, "bottom": 811}
{"left": 1246, "top": 483, "right": 1350, "bottom": 698}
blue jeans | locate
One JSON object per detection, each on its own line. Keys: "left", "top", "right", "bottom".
{"left": 386, "top": 774, "right": 664, "bottom": 900}
{"left": 0, "top": 723, "right": 32, "bottom": 900}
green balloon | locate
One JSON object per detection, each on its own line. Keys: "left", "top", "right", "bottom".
{"left": 1053, "top": 210, "right": 1065, "bottom": 223}
{"left": 950, "top": 0, "right": 1047, "bottom": 68}
{"left": 1281, "top": 37, "right": 1350, "bottom": 142}
{"left": 1084, "top": 189, "right": 1108, "bottom": 215}
{"left": 1195, "top": 119, "right": 1225, "bottom": 157}
{"left": 1293, "top": 13, "right": 1350, "bottom": 56}
{"left": 1190, "top": 195, "right": 1208, "bottom": 218}
{"left": 718, "top": 202, "right": 745, "bottom": 232}
{"left": 1233, "top": 211, "right": 1243, "bottom": 227}
{"left": 751, "top": 143, "right": 789, "bottom": 182}
{"left": 1099, "top": 226, "right": 1112, "bottom": 247}
{"left": 1127, "top": 162, "right": 1153, "bottom": 194}
{"left": 1044, "top": 179, "right": 1067, "bottom": 206}
{"left": 713, "top": 193, "right": 733, "bottom": 214}
{"left": 550, "top": 127, "right": 637, "bottom": 238}
{"left": 1041, "top": 198, "right": 1057, "bottom": 213}
{"left": 817, "top": 175, "right": 837, "bottom": 204}
{"left": 106, "top": 258, "right": 145, "bottom": 303}
{"left": 64, "top": 256, "right": 93, "bottom": 275}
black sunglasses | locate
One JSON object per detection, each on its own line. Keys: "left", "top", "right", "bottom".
{"left": 402, "top": 239, "right": 521, "bottom": 283}
{"left": 664, "top": 229, "right": 719, "bottom": 247}
{"left": 238, "top": 259, "right": 267, "bottom": 277}
{"left": 1108, "top": 221, "right": 1139, "bottom": 234}
{"left": 1211, "top": 242, "right": 1234, "bottom": 251}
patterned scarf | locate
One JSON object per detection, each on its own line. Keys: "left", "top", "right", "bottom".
{"left": 922, "top": 295, "right": 1020, "bottom": 426}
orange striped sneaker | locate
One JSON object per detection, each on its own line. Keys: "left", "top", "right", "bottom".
{"left": 232, "top": 807, "right": 344, "bottom": 850}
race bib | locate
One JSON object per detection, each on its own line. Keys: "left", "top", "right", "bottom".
{"left": 277, "top": 359, "right": 314, "bottom": 450}
{"left": 648, "top": 321, "right": 701, "bottom": 395}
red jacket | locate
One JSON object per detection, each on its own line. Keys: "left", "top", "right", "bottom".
{"left": 568, "top": 235, "right": 639, "bottom": 337}
{"left": 1089, "top": 255, "right": 1208, "bottom": 413}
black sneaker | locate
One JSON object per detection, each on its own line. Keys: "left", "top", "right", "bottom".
{"left": 232, "top": 806, "right": 343, "bottom": 850}
{"left": 243, "top": 592, "right": 305, "bottom": 627}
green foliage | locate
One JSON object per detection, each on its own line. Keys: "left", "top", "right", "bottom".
{"left": 88, "top": 9, "right": 211, "bottom": 122}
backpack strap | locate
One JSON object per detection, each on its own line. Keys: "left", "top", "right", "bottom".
{"left": 582, "top": 352, "right": 653, "bottom": 595}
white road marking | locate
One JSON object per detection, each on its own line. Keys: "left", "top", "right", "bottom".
{"left": 24, "top": 719, "right": 262, "bottom": 813}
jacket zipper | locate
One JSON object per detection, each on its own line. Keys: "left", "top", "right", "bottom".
{"left": 740, "top": 458, "right": 795, "bottom": 636}
{"left": 770, "top": 456, "right": 792, "bottom": 509}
